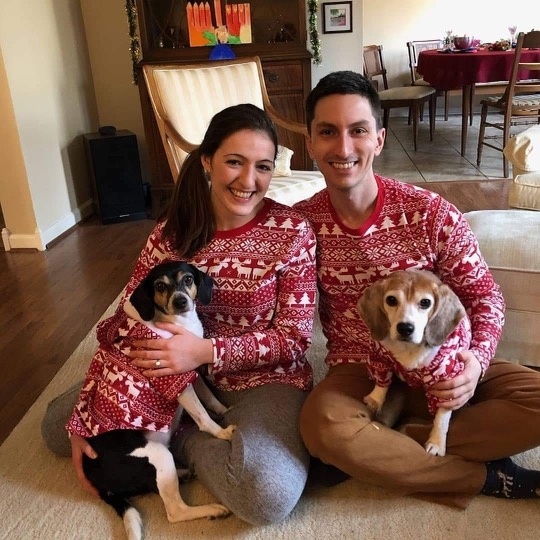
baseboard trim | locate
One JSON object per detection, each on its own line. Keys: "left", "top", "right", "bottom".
{"left": 1, "top": 199, "right": 94, "bottom": 251}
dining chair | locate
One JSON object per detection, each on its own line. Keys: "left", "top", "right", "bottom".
{"left": 476, "top": 30, "right": 540, "bottom": 178}
{"left": 406, "top": 39, "right": 450, "bottom": 121}
{"left": 363, "top": 44, "right": 436, "bottom": 151}
{"left": 141, "top": 56, "right": 325, "bottom": 207}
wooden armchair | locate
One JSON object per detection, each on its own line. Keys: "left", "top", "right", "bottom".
{"left": 142, "top": 57, "right": 325, "bottom": 209}
{"left": 477, "top": 31, "right": 540, "bottom": 177}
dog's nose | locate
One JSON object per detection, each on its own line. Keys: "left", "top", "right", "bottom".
{"left": 172, "top": 296, "right": 188, "bottom": 311}
{"left": 397, "top": 322, "right": 414, "bottom": 337}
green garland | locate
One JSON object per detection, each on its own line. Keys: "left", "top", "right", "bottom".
{"left": 125, "top": 0, "right": 141, "bottom": 84}
{"left": 308, "top": 0, "right": 322, "bottom": 65}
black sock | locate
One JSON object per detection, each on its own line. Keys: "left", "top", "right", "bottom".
{"left": 481, "top": 457, "right": 540, "bottom": 499}
{"left": 308, "top": 458, "right": 351, "bottom": 487}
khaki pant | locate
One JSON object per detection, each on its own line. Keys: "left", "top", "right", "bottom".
{"left": 300, "top": 359, "right": 540, "bottom": 508}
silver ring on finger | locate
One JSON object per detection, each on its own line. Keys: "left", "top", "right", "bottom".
{"left": 155, "top": 360, "right": 161, "bottom": 367}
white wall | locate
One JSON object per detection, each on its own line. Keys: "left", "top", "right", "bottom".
{"left": 363, "top": 0, "right": 536, "bottom": 90}
{"left": 79, "top": 0, "right": 148, "bottom": 180}
{"left": 311, "top": 0, "right": 364, "bottom": 85}
{"left": 0, "top": 0, "right": 98, "bottom": 250}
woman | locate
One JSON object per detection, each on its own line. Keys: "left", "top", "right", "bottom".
{"left": 42, "top": 104, "right": 317, "bottom": 525}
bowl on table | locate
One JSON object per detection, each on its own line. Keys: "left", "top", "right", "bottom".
{"left": 453, "top": 36, "right": 474, "bottom": 50}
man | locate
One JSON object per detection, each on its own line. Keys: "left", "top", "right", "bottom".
{"left": 295, "top": 71, "right": 540, "bottom": 507}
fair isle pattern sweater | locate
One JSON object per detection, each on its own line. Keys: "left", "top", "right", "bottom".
{"left": 368, "top": 317, "right": 472, "bottom": 414}
{"left": 67, "top": 199, "right": 317, "bottom": 437}
{"left": 294, "top": 176, "right": 505, "bottom": 375}
{"left": 67, "top": 318, "right": 199, "bottom": 437}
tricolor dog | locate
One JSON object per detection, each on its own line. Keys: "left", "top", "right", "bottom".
{"left": 75, "top": 262, "right": 235, "bottom": 540}
{"left": 357, "top": 269, "right": 471, "bottom": 457}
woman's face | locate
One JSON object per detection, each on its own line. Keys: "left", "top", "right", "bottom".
{"left": 201, "top": 129, "right": 275, "bottom": 231}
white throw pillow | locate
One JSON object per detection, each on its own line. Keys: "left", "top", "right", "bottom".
{"left": 503, "top": 125, "right": 540, "bottom": 172}
{"left": 274, "top": 145, "right": 294, "bottom": 177}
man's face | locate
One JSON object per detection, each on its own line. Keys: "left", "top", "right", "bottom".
{"left": 306, "top": 93, "right": 385, "bottom": 192}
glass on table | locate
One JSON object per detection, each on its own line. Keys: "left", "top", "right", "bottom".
{"left": 508, "top": 25, "right": 517, "bottom": 46}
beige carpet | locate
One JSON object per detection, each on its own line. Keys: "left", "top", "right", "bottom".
{"left": 1, "top": 297, "right": 539, "bottom": 540}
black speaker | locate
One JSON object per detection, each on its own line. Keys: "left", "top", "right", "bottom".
{"left": 83, "top": 130, "right": 147, "bottom": 224}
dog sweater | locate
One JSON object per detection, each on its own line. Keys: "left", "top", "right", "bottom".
{"left": 67, "top": 311, "right": 197, "bottom": 437}
{"left": 294, "top": 176, "right": 505, "bottom": 376}
{"left": 367, "top": 316, "right": 472, "bottom": 414}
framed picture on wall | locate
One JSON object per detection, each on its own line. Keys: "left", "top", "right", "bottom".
{"left": 322, "top": 2, "right": 353, "bottom": 34}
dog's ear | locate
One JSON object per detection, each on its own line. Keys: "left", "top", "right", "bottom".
{"left": 357, "top": 280, "right": 390, "bottom": 341}
{"left": 189, "top": 264, "right": 214, "bottom": 305}
{"left": 424, "top": 284, "right": 466, "bottom": 346}
{"left": 129, "top": 274, "right": 156, "bottom": 321}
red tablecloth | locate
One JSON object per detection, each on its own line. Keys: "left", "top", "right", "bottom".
{"left": 417, "top": 47, "right": 540, "bottom": 156}
{"left": 417, "top": 48, "right": 540, "bottom": 90}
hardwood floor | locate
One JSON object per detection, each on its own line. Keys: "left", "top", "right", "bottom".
{"left": 0, "top": 176, "right": 511, "bottom": 446}
{"left": 0, "top": 216, "right": 156, "bottom": 444}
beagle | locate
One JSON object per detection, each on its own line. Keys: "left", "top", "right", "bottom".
{"left": 357, "top": 269, "right": 471, "bottom": 456}
{"left": 80, "top": 262, "right": 234, "bottom": 540}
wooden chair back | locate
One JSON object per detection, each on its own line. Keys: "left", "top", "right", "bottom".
{"left": 406, "top": 40, "right": 443, "bottom": 85}
{"left": 477, "top": 30, "right": 540, "bottom": 177}
{"left": 362, "top": 44, "right": 389, "bottom": 90}
{"left": 362, "top": 44, "right": 437, "bottom": 151}
{"left": 502, "top": 30, "right": 540, "bottom": 114}
{"left": 142, "top": 56, "right": 307, "bottom": 181}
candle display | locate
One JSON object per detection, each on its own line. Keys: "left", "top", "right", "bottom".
{"left": 187, "top": 2, "right": 252, "bottom": 47}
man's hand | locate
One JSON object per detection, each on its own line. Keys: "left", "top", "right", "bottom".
{"left": 428, "top": 350, "right": 482, "bottom": 410}
{"left": 70, "top": 433, "right": 99, "bottom": 497}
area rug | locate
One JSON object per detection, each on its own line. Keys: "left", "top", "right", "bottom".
{"left": 0, "top": 296, "right": 538, "bottom": 539}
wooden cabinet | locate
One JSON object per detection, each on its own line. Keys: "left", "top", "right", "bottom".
{"left": 134, "top": 0, "right": 312, "bottom": 216}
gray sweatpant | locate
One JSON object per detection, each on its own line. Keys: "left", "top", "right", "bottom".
{"left": 41, "top": 381, "right": 310, "bottom": 525}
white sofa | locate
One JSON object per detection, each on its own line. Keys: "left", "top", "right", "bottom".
{"left": 465, "top": 126, "right": 540, "bottom": 367}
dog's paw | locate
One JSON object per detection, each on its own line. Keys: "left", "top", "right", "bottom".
{"left": 207, "top": 504, "right": 232, "bottom": 520}
{"left": 425, "top": 441, "right": 446, "bottom": 456}
{"left": 216, "top": 424, "right": 237, "bottom": 441}
{"left": 363, "top": 395, "right": 381, "bottom": 415}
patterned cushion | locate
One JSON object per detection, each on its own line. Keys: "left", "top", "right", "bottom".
{"left": 484, "top": 94, "right": 540, "bottom": 108}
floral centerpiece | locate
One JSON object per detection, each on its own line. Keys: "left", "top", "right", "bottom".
{"left": 488, "top": 39, "right": 512, "bottom": 51}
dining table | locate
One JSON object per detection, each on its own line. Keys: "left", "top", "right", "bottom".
{"left": 417, "top": 47, "right": 540, "bottom": 156}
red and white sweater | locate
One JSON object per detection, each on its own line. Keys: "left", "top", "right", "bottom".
{"left": 368, "top": 317, "right": 472, "bottom": 414}
{"left": 67, "top": 199, "right": 317, "bottom": 437}
{"left": 294, "top": 176, "right": 505, "bottom": 376}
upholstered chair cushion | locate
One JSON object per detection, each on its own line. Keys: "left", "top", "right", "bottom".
{"left": 152, "top": 61, "right": 267, "bottom": 170}
{"left": 266, "top": 170, "right": 326, "bottom": 207}
{"left": 465, "top": 210, "right": 540, "bottom": 367}
{"left": 508, "top": 173, "right": 540, "bottom": 211}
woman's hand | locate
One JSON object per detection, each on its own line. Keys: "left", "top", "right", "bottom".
{"left": 70, "top": 433, "right": 99, "bottom": 497}
{"left": 128, "top": 322, "right": 214, "bottom": 377}
{"left": 428, "top": 350, "right": 482, "bottom": 410}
